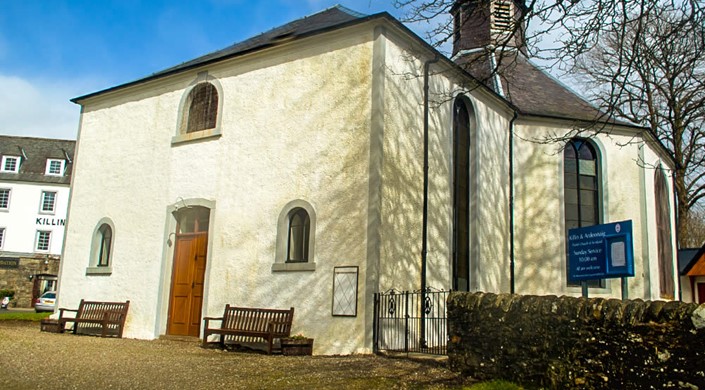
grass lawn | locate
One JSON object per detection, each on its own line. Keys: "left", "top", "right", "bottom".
{"left": 0, "top": 310, "right": 51, "bottom": 321}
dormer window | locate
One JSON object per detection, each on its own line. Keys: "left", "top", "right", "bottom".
{"left": 1, "top": 156, "right": 20, "bottom": 173}
{"left": 45, "top": 159, "right": 65, "bottom": 176}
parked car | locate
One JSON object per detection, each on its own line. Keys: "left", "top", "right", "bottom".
{"left": 35, "top": 291, "right": 56, "bottom": 312}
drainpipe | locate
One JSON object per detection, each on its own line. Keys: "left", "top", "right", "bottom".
{"left": 509, "top": 110, "right": 518, "bottom": 294}
{"left": 421, "top": 55, "right": 439, "bottom": 349}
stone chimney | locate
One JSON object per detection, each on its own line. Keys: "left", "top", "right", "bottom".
{"left": 451, "top": 0, "right": 527, "bottom": 57}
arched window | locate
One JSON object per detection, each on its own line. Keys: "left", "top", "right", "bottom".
{"left": 564, "top": 139, "right": 602, "bottom": 287}
{"left": 97, "top": 224, "right": 112, "bottom": 267}
{"left": 452, "top": 96, "right": 474, "bottom": 291}
{"left": 287, "top": 208, "right": 310, "bottom": 263}
{"left": 185, "top": 82, "right": 218, "bottom": 133}
{"left": 273, "top": 200, "right": 316, "bottom": 272}
{"left": 654, "top": 167, "right": 675, "bottom": 299}
{"left": 87, "top": 218, "right": 115, "bottom": 275}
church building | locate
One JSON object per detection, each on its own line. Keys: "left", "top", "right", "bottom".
{"left": 57, "top": 1, "right": 678, "bottom": 354}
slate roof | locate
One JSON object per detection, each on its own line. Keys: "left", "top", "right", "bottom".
{"left": 152, "top": 5, "right": 368, "bottom": 78}
{"left": 0, "top": 135, "right": 75, "bottom": 185}
{"left": 680, "top": 245, "right": 705, "bottom": 276}
{"left": 72, "top": 5, "right": 375, "bottom": 102}
{"left": 71, "top": 4, "right": 651, "bottom": 135}
{"left": 456, "top": 51, "right": 630, "bottom": 124}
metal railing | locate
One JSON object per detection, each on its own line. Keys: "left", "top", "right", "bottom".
{"left": 373, "top": 288, "right": 450, "bottom": 355}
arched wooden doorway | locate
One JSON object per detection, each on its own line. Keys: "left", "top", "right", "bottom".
{"left": 167, "top": 206, "right": 209, "bottom": 336}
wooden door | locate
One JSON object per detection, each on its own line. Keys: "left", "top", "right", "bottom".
{"left": 698, "top": 283, "right": 705, "bottom": 304}
{"left": 167, "top": 232, "right": 207, "bottom": 336}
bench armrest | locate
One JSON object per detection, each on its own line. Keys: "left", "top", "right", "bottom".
{"left": 58, "top": 308, "right": 78, "bottom": 319}
{"left": 202, "top": 316, "right": 223, "bottom": 329}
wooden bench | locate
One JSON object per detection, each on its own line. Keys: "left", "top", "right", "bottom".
{"left": 58, "top": 300, "right": 130, "bottom": 338}
{"left": 202, "top": 305, "right": 294, "bottom": 354}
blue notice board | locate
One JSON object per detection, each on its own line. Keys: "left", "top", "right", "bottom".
{"left": 568, "top": 220, "right": 634, "bottom": 282}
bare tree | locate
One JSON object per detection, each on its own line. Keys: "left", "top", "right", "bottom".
{"left": 681, "top": 207, "right": 705, "bottom": 248}
{"left": 394, "top": 0, "right": 705, "bottom": 245}
{"left": 572, "top": 2, "right": 705, "bottom": 246}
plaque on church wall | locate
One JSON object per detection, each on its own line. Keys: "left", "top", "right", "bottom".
{"left": 332, "top": 266, "right": 358, "bottom": 317}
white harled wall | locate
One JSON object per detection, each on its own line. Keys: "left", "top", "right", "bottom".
{"left": 512, "top": 120, "right": 678, "bottom": 300}
{"left": 60, "top": 26, "right": 377, "bottom": 354}
{"left": 375, "top": 29, "right": 512, "bottom": 295}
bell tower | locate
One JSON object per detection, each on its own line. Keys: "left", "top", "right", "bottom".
{"left": 451, "top": 0, "right": 527, "bottom": 57}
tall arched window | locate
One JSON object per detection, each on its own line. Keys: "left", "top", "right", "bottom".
{"left": 564, "top": 139, "right": 602, "bottom": 287}
{"left": 287, "top": 208, "right": 310, "bottom": 263}
{"left": 654, "top": 167, "right": 675, "bottom": 299}
{"left": 453, "top": 96, "right": 473, "bottom": 291}
{"left": 185, "top": 82, "right": 218, "bottom": 133}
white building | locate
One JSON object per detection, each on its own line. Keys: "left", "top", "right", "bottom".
{"left": 0, "top": 135, "right": 75, "bottom": 305}
{"left": 57, "top": 1, "right": 678, "bottom": 354}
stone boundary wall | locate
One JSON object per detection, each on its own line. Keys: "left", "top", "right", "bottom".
{"left": 447, "top": 292, "right": 705, "bottom": 389}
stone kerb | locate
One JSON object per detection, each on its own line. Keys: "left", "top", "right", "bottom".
{"left": 447, "top": 292, "right": 705, "bottom": 389}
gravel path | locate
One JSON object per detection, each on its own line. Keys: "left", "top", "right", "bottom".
{"left": 0, "top": 321, "right": 467, "bottom": 390}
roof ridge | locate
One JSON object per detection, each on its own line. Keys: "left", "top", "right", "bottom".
{"left": 329, "top": 4, "right": 368, "bottom": 18}
{"left": 145, "top": 5, "right": 366, "bottom": 79}
{"left": 242, "top": 4, "right": 366, "bottom": 41}
{"left": 0, "top": 135, "right": 76, "bottom": 143}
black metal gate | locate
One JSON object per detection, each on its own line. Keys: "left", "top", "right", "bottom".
{"left": 373, "top": 288, "right": 449, "bottom": 355}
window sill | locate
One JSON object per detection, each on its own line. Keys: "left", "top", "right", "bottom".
{"left": 272, "top": 262, "right": 316, "bottom": 272}
{"left": 171, "top": 128, "right": 222, "bottom": 145}
{"left": 86, "top": 266, "right": 112, "bottom": 276}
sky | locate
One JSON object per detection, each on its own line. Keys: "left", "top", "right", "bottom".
{"left": 0, "top": 0, "right": 404, "bottom": 140}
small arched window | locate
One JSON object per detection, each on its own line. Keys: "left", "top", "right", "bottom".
{"left": 87, "top": 218, "right": 115, "bottom": 275}
{"left": 97, "top": 224, "right": 112, "bottom": 267}
{"left": 186, "top": 82, "right": 218, "bottom": 133}
{"left": 564, "top": 139, "right": 602, "bottom": 287}
{"left": 287, "top": 208, "right": 310, "bottom": 263}
{"left": 273, "top": 200, "right": 316, "bottom": 272}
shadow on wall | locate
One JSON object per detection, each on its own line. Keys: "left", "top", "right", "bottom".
{"left": 513, "top": 142, "right": 564, "bottom": 294}
{"left": 513, "top": 138, "right": 630, "bottom": 296}
{"left": 205, "top": 41, "right": 375, "bottom": 353}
